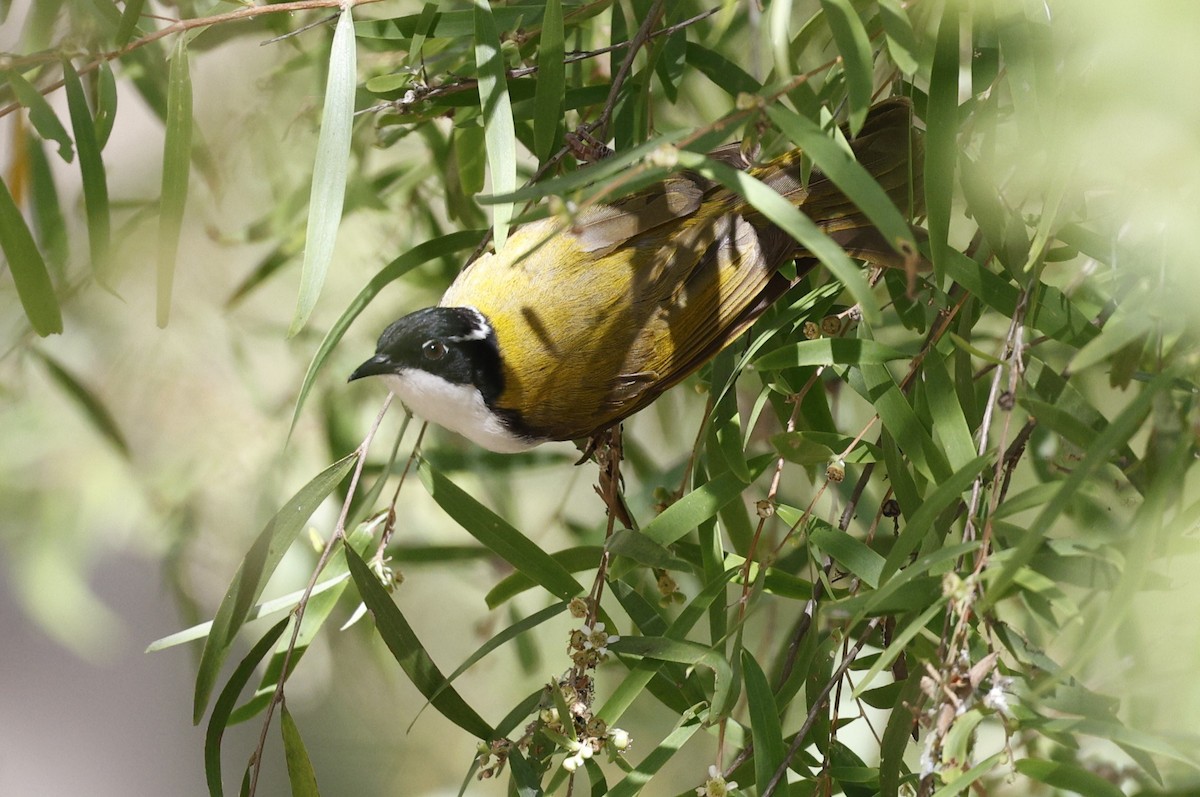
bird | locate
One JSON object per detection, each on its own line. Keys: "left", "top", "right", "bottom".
{"left": 349, "top": 98, "right": 923, "bottom": 453}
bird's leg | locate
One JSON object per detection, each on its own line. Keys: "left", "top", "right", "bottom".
{"left": 565, "top": 126, "right": 614, "bottom": 164}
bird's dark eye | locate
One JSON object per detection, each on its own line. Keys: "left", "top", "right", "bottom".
{"left": 422, "top": 339, "right": 448, "bottom": 360}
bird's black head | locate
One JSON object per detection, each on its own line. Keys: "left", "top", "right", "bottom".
{"left": 349, "top": 306, "right": 504, "bottom": 404}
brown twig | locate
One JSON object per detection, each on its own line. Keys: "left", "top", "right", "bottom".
{"left": 761, "top": 617, "right": 882, "bottom": 797}
{"left": 0, "top": 0, "right": 388, "bottom": 121}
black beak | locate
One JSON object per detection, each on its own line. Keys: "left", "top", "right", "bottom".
{"left": 348, "top": 354, "right": 395, "bottom": 382}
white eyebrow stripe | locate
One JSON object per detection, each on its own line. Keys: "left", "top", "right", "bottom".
{"left": 446, "top": 306, "right": 492, "bottom": 342}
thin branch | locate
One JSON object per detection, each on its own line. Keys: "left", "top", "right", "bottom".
{"left": 761, "top": 617, "right": 883, "bottom": 797}
{"left": 0, "top": 0, "right": 388, "bottom": 120}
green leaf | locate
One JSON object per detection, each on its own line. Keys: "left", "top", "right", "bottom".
{"left": 743, "top": 651, "right": 790, "bottom": 797}
{"left": 754, "top": 337, "right": 910, "bottom": 371}
{"left": 62, "top": 58, "right": 111, "bottom": 280}
{"left": 877, "top": 0, "right": 918, "bottom": 75}
{"left": 193, "top": 453, "right": 358, "bottom": 724}
{"left": 924, "top": 5, "right": 959, "bottom": 277}
{"left": 0, "top": 177, "right": 62, "bottom": 335}
{"left": 532, "top": 0, "right": 564, "bottom": 163}
{"left": 921, "top": 349, "right": 977, "bottom": 471}
{"left": 847, "top": 363, "right": 951, "bottom": 483}
{"left": 597, "top": 569, "right": 738, "bottom": 726}
{"left": 145, "top": 572, "right": 351, "bottom": 652}
{"left": 879, "top": 670, "right": 923, "bottom": 794}
{"left": 819, "top": 0, "right": 874, "bottom": 134}
{"left": 204, "top": 617, "right": 289, "bottom": 797}
{"left": 766, "top": 103, "right": 917, "bottom": 251}
{"left": 851, "top": 601, "right": 944, "bottom": 697}
{"left": 289, "top": 5, "right": 357, "bottom": 337}
{"left": 606, "top": 714, "right": 702, "bottom": 797}
{"left": 641, "top": 454, "right": 773, "bottom": 546}
{"left": 606, "top": 529, "right": 693, "bottom": 571}
{"left": 292, "top": 229, "right": 482, "bottom": 434}
{"left": 26, "top": 133, "right": 69, "bottom": 272}
{"left": 484, "top": 546, "right": 603, "bottom": 608}
{"left": 419, "top": 462, "right": 583, "bottom": 600}
{"left": 31, "top": 349, "right": 126, "bottom": 452}
{"left": 981, "top": 372, "right": 1170, "bottom": 611}
{"left": 156, "top": 34, "right": 192, "bottom": 328}
{"left": 412, "top": 601, "right": 568, "bottom": 727}
{"left": 6, "top": 69, "right": 74, "bottom": 161}
{"left": 1015, "top": 759, "right": 1124, "bottom": 797}
{"left": 809, "top": 527, "right": 885, "bottom": 588}
{"left": 679, "top": 151, "right": 882, "bottom": 324}
{"left": 280, "top": 704, "right": 321, "bottom": 797}
{"left": 115, "top": 0, "right": 145, "bottom": 46}
{"left": 473, "top": 0, "right": 517, "bottom": 245}
{"left": 93, "top": 62, "right": 118, "bottom": 150}
{"left": 879, "top": 454, "right": 989, "bottom": 582}
{"left": 344, "top": 545, "right": 493, "bottom": 739}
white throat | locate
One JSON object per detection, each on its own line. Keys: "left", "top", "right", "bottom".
{"left": 382, "top": 371, "right": 539, "bottom": 453}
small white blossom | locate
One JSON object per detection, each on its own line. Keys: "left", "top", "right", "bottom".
{"left": 582, "top": 622, "right": 620, "bottom": 657}
{"left": 696, "top": 765, "right": 738, "bottom": 797}
{"left": 609, "top": 728, "right": 631, "bottom": 751}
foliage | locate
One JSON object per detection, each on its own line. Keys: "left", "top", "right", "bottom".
{"left": 3, "top": 1, "right": 1200, "bottom": 796}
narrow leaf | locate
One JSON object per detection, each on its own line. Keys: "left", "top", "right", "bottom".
{"left": 62, "top": 58, "right": 111, "bottom": 279}
{"left": 204, "top": 617, "right": 289, "bottom": 797}
{"left": 6, "top": 70, "right": 74, "bottom": 161}
{"left": 766, "top": 103, "right": 917, "bottom": 251}
{"left": 877, "top": 0, "right": 919, "bottom": 75}
{"left": 642, "top": 455, "right": 772, "bottom": 546}
{"left": 412, "top": 601, "right": 568, "bottom": 726}
{"left": 743, "top": 652, "right": 790, "bottom": 797}
{"left": 115, "top": 0, "right": 146, "bottom": 46}
{"left": 754, "top": 337, "right": 910, "bottom": 371}
{"left": 819, "top": 0, "right": 874, "bottom": 134}
{"left": 879, "top": 454, "right": 989, "bottom": 582}
{"left": 93, "top": 62, "right": 118, "bottom": 150}
{"left": 981, "top": 372, "right": 1169, "bottom": 610}
{"left": 680, "top": 151, "right": 882, "bottom": 324}
{"left": 193, "top": 453, "right": 358, "bottom": 723}
{"left": 606, "top": 716, "right": 702, "bottom": 797}
{"left": 289, "top": 5, "right": 357, "bottom": 337}
{"left": 532, "top": 0, "right": 564, "bottom": 162}
{"left": 344, "top": 546, "right": 493, "bottom": 739}
{"left": 809, "top": 527, "right": 885, "bottom": 588}
{"left": 473, "top": 0, "right": 516, "bottom": 245}
{"left": 925, "top": 6, "right": 959, "bottom": 276}
{"left": 32, "top": 350, "right": 126, "bottom": 452}
{"left": 419, "top": 462, "right": 583, "bottom": 600}
{"left": 0, "top": 177, "right": 62, "bottom": 335}
{"left": 157, "top": 34, "right": 193, "bottom": 328}
{"left": 280, "top": 704, "right": 321, "bottom": 796}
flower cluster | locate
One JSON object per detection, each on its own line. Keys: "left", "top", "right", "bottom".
{"left": 568, "top": 620, "right": 619, "bottom": 668}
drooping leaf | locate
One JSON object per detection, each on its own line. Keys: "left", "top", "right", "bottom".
{"left": 280, "top": 704, "right": 321, "bottom": 797}
{"left": 289, "top": 5, "right": 358, "bottom": 337}
{"left": 157, "top": 34, "right": 193, "bottom": 328}
{"left": 193, "top": 453, "right": 358, "bottom": 723}
{"left": 204, "top": 617, "right": 289, "bottom": 797}
{"left": 532, "top": 0, "right": 564, "bottom": 163}
{"left": 0, "top": 177, "right": 62, "bottom": 335}
{"left": 419, "top": 462, "right": 583, "bottom": 600}
{"left": 819, "top": 0, "right": 874, "bottom": 134}
{"left": 345, "top": 545, "right": 493, "bottom": 739}
{"left": 61, "top": 57, "right": 111, "bottom": 280}
{"left": 472, "top": 0, "right": 516, "bottom": 245}
{"left": 6, "top": 69, "right": 74, "bottom": 161}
